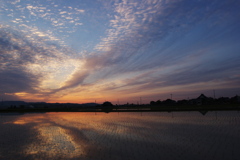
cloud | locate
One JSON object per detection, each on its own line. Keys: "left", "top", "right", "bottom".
{"left": 0, "top": 26, "right": 81, "bottom": 100}
{"left": 74, "top": 8, "right": 85, "bottom": 13}
{"left": 9, "top": 0, "right": 21, "bottom": 5}
{"left": 1, "top": 0, "right": 240, "bottom": 102}
{"left": 55, "top": 70, "right": 89, "bottom": 92}
{"left": 56, "top": 0, "right": 240, "bottom": 94}
{"left": 60, "top": 11, "right": 67, "bottom": 14}
{"left": 120, "top": 55, "right": 240, "bottom": 94}
{"left": 0, "top": 68, "right": 39, "bottom": 94}
{"left": 0, "top": 29, "right": 41, "bottom": 99}
{"left": 3, "top": 0, "right": 85, "bottom": 38}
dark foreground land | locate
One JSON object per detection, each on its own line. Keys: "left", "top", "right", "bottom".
{"left": 0, "top": 104, "right": 239, "bottom": 113}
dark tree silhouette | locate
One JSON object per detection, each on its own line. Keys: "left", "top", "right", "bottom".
{"left": 150, "top": 101, "right": 156, "bottom": 105}
{"left": 101, "top": 101, "right": 113, "bottom": 113}
{"left": 162, "top": 99, "right": 176, "bottom": 106}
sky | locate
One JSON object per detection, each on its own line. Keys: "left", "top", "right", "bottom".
{"left": 0, "top": 0, "right": 240, "bottom": 104}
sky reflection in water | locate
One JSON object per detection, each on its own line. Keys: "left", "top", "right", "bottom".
{"left": 0, "top": 112, "right": 240, "bottom": 160}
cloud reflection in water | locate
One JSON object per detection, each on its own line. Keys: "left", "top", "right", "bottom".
{"left": 1, "top": 111, "right": 240, "bottom": 160}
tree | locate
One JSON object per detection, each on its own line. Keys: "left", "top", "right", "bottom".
{"left": 150, "top": 101, "right": 156, "bottom": 105}
{"left": 101, "top": 101, "right": 113, "bottom": 113}
{"left": 162, "top": 99, "right": 176, "bottom": 106}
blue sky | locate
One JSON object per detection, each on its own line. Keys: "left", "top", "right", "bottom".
{"left": 0, "top": 0, "right": 240, "bottom": 103}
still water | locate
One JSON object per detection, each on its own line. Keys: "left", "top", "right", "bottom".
{"left": 0, "top": 111, "right": 240, "bottom": 160}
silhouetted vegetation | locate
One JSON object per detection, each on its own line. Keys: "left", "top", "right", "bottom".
{"left": 150, "top": 94, "right": 240, "bottom": 112}
{"left": 0, "top": 94, "right": 239, "bottom": 113}
{"left": 101, "top": 101, "right": 113, "bottom": 113}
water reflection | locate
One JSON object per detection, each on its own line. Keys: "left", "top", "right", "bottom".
{"left": 6, "top": 113, "right": 84, "bottom": 159}
{"left": 0, "top": 111, "right": 240, "bottom": 160}
{"left": 26, "top": 124, "right": 83, "bottom": 159}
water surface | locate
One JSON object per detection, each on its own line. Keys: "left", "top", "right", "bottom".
{"left": 0, "top": 111, "right": 240, "bottom": 160}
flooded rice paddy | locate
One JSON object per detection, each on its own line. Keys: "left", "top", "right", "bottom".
{"left": 0, "top": 111, "right": 240, "bottom": 160}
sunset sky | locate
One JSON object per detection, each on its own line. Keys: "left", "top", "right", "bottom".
{"left": 1, "top": 0, "right": 240, "bottom": 104}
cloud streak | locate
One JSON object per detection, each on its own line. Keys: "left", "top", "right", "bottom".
{"left": 1, "top": 0, "right": 240, "bottom": 102}
{"left": 0, "top": 25, "right": 82, "bottom": 100}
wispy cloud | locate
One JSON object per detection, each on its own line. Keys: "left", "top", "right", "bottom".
{"left": 3, "top": 0, "right": 85, "bottom": 41}
{"left": 0, "top": 26, "right": 82, "bottom": 100}
{"left": 60, "top": 0, "right": 240, "bottom": 98}
{"left": 1, "top": 0, "right": 240, "bottom": 102}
